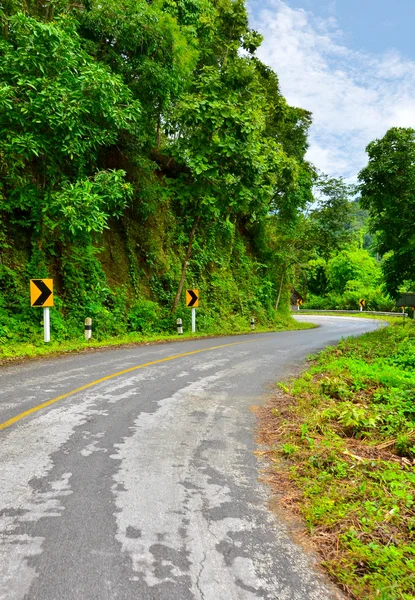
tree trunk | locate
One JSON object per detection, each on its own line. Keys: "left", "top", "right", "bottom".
{"left": 171, "top": 215, "right": 200, "bottom": 314}
{"left": 275, "top": 266, "right": 286, "bottom": 311}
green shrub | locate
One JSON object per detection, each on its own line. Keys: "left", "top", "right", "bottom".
{"left": 127, "top": 299, "right": 161, "bottom": 334}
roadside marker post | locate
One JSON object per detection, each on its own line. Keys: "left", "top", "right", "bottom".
{"left": 186, "top": 289, "right": 199, "bottom": 334}
{"left": 85, "top": 317, "right": 92, "bottom": 340}
{"left": 30, "top": 279, "right": 54, "bottom": 343}
{"left": 250, "top": 317, "right": 255, "bottom": 330}
{"left": 43, "top": 307, "right": 50, "bottom": 343}
{"left": 177, "top": 318, "right": 183, "bottom": 335}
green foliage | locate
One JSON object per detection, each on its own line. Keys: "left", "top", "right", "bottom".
{"left": 325, "top": 247, "right": 380, "bottom": 294}
{"left": 168, "top": 58, "right": 296, "bottom": 223}
{"left": 304, "top": 245, "right": 394, "bottom": 311}
{"left": 388, "top": 339, "right": 415, "bottom": 370}
{"left": 359, "top": 127, "right": 415, "bottom": 295}
{"left": 77, "top": 0, "right": 198, "bottom": 142}
{"left": 309, "top": 173, "right": 355, "bottom": 260}
{"left": 0, "top": 0, "right": 316, "bottom": 344}
{"left": 49, "top": 170, "right": 133, "bottom": 239}
{"left": 268, "top": 323, "right": 415, "bottom": 599}
{"left": 0, "top": 12, "right": 139, "bottom": 241}
{"left": 127, "top": 299, "right": 161, "bottom": 334}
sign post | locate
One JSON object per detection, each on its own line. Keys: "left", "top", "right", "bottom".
{"left": 44, "top": 307, "right": 50, "bottom": 343}
{"left": 186, "top": 289, "right": 199, "bottom": 333}
{"left": 359, "top": 299, "right": 365, "bottom": 312}
{"left": 30, "top": 279, "right": 54, "bottom": 343}
{"left": 296, "top": 299, "right": 303, "bottom": 311}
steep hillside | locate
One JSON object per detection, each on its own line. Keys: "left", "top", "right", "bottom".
{"left": 0, "top": 0, "right": 313, "bottom": 344}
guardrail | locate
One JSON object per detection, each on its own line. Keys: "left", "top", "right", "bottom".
{"left": 291, "top": 309, "right": 408, "bottom": 317}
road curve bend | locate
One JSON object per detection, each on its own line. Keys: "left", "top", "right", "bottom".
{"left": 0, "top": 317, "right": 382, "bottom": 600}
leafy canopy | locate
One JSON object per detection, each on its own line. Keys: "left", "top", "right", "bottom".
{"left": 359, "top": 127, "right": 415, "bottom": 295}
{"left": 0, "top": 13, "right": 140, "bottom": 239}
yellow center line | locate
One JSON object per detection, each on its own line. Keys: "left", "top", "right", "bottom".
{"left": 0, "top": 341, "right": 250, "bottom": 432}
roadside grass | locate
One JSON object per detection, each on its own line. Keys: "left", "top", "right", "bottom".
{"left": 0, "top": 317, "right": 315, "bottom": 363}
{"left": 259, "top": 322, "right": 415, "bottom": 600}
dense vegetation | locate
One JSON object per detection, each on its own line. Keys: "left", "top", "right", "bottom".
{"left": 1, "top": 1, "right": 413, "bottom": 346}
{"left": 0, "top": 0, "right": 318, "bottom": 345}
{"left": 359, "top": 127, "right": 415, "bottom": 296}
{"left": 1, "top": 3, "right": 414, "bottom": 596}
{"left": 260, "top": 320, "right": 415, "bottom": 599}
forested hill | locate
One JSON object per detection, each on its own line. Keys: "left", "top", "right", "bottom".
{"left": 1, "top": 0, "right": 370, "bottom": 343}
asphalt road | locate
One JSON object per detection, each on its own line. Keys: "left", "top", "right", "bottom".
{"left": 0, "top": 316, "right": 383, "bottom": 600}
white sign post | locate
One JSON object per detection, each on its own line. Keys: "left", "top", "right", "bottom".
{"left": 43, "top": 307, "right": 50, "bottom": 343}
{"left": 191, "top": 308, "right": 196, "bottom": 333}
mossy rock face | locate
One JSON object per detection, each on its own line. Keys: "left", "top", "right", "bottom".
{"left": 100, "top": 224, "right": 132, "bottom": 291}
{"left": 0, "top": 211, "right": 289, "bottom": 343}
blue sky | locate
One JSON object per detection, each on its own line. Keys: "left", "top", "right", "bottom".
{"left": 247, "top": 0, "right": 415, "bottom": 180}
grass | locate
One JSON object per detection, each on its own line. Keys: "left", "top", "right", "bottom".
{"left": 259, "top": 321, "right": 415, "bottom": 600}
{"left": 0, "top": 317, "right": 316, "bottom": 363}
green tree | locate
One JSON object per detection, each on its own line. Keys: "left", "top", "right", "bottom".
{"left": 309, "top": 173, "right": 355, "bottom": 260}
{"left": 325, "top": 247, "right": 381, "bottom": 295}
{"left": 0, "top": 13, "right": 139, "bottom": 244}
{"left": 359, "top": 127, "right": 415, "bottom": 295}
{"left": 166, "top": 50, "right": 304, "bottom": 311}
{"left": 77, "top": 0, "right": 199, "bottom": 147}
{"left": 0, "top": 0, "right": 320, "bottom": 335}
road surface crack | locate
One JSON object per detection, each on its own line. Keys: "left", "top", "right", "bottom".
{"left": 195, "top": 550, "right": 207, "bottom": 600}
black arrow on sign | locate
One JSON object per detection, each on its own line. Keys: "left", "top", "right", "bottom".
{"left": 32, "top": 280, "right": 52, "bottom": 306}
{"left": 187, "top": 290, "right": 198, "bottom": 307}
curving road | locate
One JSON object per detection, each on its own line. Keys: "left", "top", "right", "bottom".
{"left": 0, "top": 317, "right": 383, "bottom": 600}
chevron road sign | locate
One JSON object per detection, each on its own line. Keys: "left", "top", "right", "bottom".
{"left": 186, "top": 289, "right": 199, "bottom": 308}
{"left": 30, "top": 279, "right": 54, "bottom": 307}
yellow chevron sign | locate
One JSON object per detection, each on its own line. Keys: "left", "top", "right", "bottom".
{"left": 30, "top": 279, "right": 54, "bottom": 307}
{"left": 186, "top": 289, "right": 199, "bottom": 308}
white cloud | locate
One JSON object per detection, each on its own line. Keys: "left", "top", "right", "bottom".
{"left": 249, "top": 0, "right": 415, "bottom": 179}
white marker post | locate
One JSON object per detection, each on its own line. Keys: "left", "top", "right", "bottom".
{"left": 85, "top": 317, "right": 92, "bottom": 340}
{"left": 43, "top": 307, "right": 50, "bottom": 343}
{"left": 177, "top": 318, "right": 183, "bottom": 335}
{"left": 191, "top": 308, "right": 196, "bottom": 333}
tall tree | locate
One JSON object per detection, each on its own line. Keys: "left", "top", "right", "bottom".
{"left": 309, "top": 173, "right": 355, "bottom": 260}
{"left": 167, "top": 58, "right": 295, "bottom": 312}
{"left": 0, "top": 13, "right": 139, "bottom": 244}
{"left": 358, "top": 127, "right": 415, "bottom": 294}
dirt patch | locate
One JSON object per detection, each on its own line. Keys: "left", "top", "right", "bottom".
{"left": 252, "top": 390, "right": 348, "bottom": 599}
